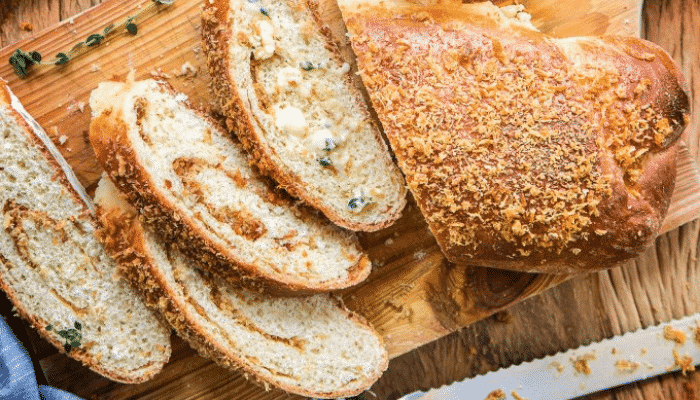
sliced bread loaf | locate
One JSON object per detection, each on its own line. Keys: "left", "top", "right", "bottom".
{"left": 0, "top": 79, "right": 171, "bottom": 383}
{"left": 201, "top": 0, "right": 407, "bottom": 232}
{"left": 94, "top": 175, "right": 388, "bottom": 398}
{"left": 89, "top": 79, "right": 371, "bottom": 294}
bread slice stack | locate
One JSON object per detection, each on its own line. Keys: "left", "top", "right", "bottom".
{"left": 338, "top": 0, "right": 690, "bottom": 274}
{"left": 0, "top": 79, "right": 171, "bottom": 383}
{"left": 201, "top": 0, "right": 407, "bottom": 232}
{"left": 95, "top": 175, "right": 388, "bottom": 398}
{"left": 89, "top": 79, "right": 371, "bottom": 294}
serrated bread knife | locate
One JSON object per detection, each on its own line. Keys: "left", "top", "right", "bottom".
{"left": 398, "top": 313, "right": 700, "bottom": 400}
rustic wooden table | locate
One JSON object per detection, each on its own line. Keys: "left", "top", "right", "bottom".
{"left": 1, "top": 1, "right": 699, "bottom": 399}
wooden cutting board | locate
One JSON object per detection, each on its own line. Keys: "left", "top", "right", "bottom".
{"left": 0, "top": 0, "right": 699, "bottom": 398}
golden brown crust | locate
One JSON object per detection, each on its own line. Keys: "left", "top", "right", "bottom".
{"left": 344, "top": 3, "right": 689, "bottom": 273}
{"left": 95, "top": 199, "right": 387, "bottom": 398}
{"left": 201, "top": 0, "right": 407, "bottom": 232}
{"left": 88, "top": 83, "right": 371, "bottom": 294}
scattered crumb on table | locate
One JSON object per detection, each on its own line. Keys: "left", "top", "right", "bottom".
{"left": 671, "top": 349, "right": 695, "bottom": 376}
{"left": 571, "top": 353, "right": 596, "bottom": 375}
{"left": 384, "top": 238, "right": 394, "bottom": 246}
{"left": 511, "top": 390, "right": 528, "bottom": 400}
{"left": 641, "top": 347, "right": 648, "bottom": 355}
{"left": 664, "top": 325, "right": 687, "bottom": 344}
{"left": 484, "top": 389, "right": 505, "bottom": 400}
{"left": 611, "top": 347, "right": 619, "bottom": 355}
{"left": 20, "top": 22, "right": 33, "bottom": 31}
{"left": 550, "top": 361, "right": 565, "bottom": 373}
{"left": 615, "top": 359, "right": 639, "bottom": 373}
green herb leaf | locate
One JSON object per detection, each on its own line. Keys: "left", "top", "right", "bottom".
{"left": 126, "top": 20, "right": 138, "bottom": 35}
{"left": 318, "top": 157, "right": 331, "bottom": 166}
{"left": 46, "top": 324, "right": 53, "bottom": 331}
{"left": 85, "top": 33, "right": 105, "bottom": 46}
{"left": 323, "top": 138, "right": 336, "bottom": 151}
{"left": 348, "top": 198, "right": 361, "bottom": 209}
{"left": 300, "top": 61, "right": 314, "bottom": 71}
{"left": 70, "top": 340, "right": 81, "bottom": 348}
{"left": 63, "top": 343, "right": 72, "bottom": 352}
{"left": 29, "top": 51, "right": 42, "bottom": 62}
{"left": 74, "top": 321, "right": 82, "bottom": 330}
{"left": 55, "top": 53, "right": 70, "bottom": 65}
{"left": 259, "top": 7, "right": 269, "bottom": 16}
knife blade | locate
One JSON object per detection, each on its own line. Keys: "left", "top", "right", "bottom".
{"left": 399, "top": 313, "right": 700, "bottom": 400}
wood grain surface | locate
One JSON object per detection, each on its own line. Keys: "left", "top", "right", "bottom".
{"left": 1, "top": 1, "right": 699, "bottom": 400}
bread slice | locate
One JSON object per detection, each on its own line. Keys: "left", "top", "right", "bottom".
{"left": 339, "top": 0, "right": 690, "bottom": 274}
{"left": 89, "top": 79, "right": 371, "bottom": 294}
{"left": 201, "top": 0, "right": 407, "bottom": 232}
{"left": 94, "top": 175, "right": 388, "bottom": 398}
{"left": 0, "top": 79, "right": 171, "bottom": 383}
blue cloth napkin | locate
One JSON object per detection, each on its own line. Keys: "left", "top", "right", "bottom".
{"left": 0, "top": 316, "right": 84, "bottom": 400}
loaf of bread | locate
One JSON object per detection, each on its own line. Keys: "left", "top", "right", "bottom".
{"left": 201, "top": 0, "right": 407, "bottom": 232}
{"left": 89, "top": 79, "right": 371, "bottom": 293}
{"left": 339, "top": 0, "right": 690, "bottom": 273}
{"left": 94, "top": 175, "right": 388, "bottom": 398}
{"left": 0, "top": 79, "right": 171, "bottom": 383}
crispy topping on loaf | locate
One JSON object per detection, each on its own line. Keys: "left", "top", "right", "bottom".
{"left": 343, "top": 2, "right": 689, "bottom": 272}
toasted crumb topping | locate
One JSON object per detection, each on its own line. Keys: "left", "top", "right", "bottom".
{"left": 511, "top": 390, "right": 529, "bottom": 400}
{"left": 672, "top": 348, "right": 695, "bottom": 376}
{"left": 484, "top": 389, "right": 506, "bottom": 400}
{"left": 615, "top": 359, "right": 639, "bottom": 372}
{"left": 348, "top": 15, "right": 680, "bottom": 257}
{"left": 571, "top": 353, "right": 596, "bottom": 375}
{"left": 663, "top": 325, "right": 687, "bottom": 344}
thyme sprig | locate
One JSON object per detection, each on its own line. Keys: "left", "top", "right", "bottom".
{"left": 46, "top": 321, "right": 83, "bottom": 352}
{"left": 9, "top": 0, "right": 175, "bottom": 78}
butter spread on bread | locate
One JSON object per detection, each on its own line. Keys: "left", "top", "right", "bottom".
{"left": 89, "top": 79, "right": 371, "bottom": 293}
{"left": 0, "top": 79, "right": 171, "bottom": 383}
{"left": 339, "top": 0, "right": 690, "bottom": 273}
{"left": 201, "top": 0, "right": 407, "bottom": 232}
{"left": 95, "top": 175, "right": 388, "bottom": 398}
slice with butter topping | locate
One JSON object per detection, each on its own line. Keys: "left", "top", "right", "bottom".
{"left": 203, "top": 0, "right": 407, "bottom": 232}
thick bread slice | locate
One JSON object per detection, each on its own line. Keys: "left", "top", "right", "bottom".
{"left": 339, "top": 0, "right": 690, "bottom": 274}
{"left": 94, "top": 175, "right": 388, "bottom": 398}
{"left": 89, "top": 79, "right": 371, "bottom": 294}
{"left": 0, "top": 80, "right": 171, "bottom": 383}
{"left": 201, "top": 0, "right": 407, "bottom": 232}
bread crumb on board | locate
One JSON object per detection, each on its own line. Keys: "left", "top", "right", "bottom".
{"left": 571, "top": 353, "right": 596, "bottom": 375}
{"left": 550, "top": 361, "right": 565, "bottom": 373}
{"left": 664, "top": 325, "right": 687, "bottom": 344}
{"left": 484, "top": 389, "right": 506, "bottom": 400}
{"left": 671, "top": 349, "right": 695, "bottom": 376}
{"left": 20, "top": 22, "right": 33, "bottom": 31}
{"left": 615, "top": 359, "right": 639, "bottom": 373}
{"left": 511, "top": 390, "right": 529, "bottom": 400}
